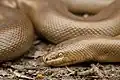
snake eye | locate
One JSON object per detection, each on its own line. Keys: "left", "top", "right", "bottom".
{"left": 58, "top": 52, "right": 63, "bottom": 57}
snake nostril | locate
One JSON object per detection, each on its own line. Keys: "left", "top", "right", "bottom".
{"left": 45, "top": 57, "right": 48, "bottom": 61}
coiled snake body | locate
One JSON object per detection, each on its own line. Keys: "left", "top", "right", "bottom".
{"left": 0, "top": 0, "right": 120, "bottom": 66}
{"left": 0, "top": 6, "right": 33, "bottom": 61}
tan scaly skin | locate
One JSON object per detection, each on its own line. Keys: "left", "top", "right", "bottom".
{"left": 0, "top": 0, "right": 120, "bottom": 67}
{"left": 0, "top": 6, "right": 34, "bottom": 61}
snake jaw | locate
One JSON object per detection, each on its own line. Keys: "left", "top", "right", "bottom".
{"left": 43, "top": 51, "right": 65, "bottom": 66}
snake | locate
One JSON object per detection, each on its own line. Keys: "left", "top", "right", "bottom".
{"left": 0, "top": 6, "right": 34, "bottom": 61}
{"left": 0, "top": 0, "right": 120, "bottom": 66}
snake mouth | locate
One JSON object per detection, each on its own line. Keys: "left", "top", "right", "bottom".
{"left": 42, "top": 52, "right": 64, "bottom": 66}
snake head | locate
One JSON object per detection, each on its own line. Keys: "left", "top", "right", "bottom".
{"left": 43, "top": 51, "right": 66, "bottom": 66}
{"left": 42, "top": 50, "right": 82, "bottom": 66}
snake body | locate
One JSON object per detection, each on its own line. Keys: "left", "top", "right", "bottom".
{"left": 0, "top": 6, "right": 34, "bottom": 61}
{"left": 0, "top": 0, "right": 120, "bottom": 66}
{"left": 15, "top": 0, "right": 120, "bottom": 44}
{"left": 61, "top": 0, "right": 115, "bottom": 14}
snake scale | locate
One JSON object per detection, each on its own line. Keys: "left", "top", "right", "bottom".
{"left": 0, "top": 0, "right": 120, "bottom": 66}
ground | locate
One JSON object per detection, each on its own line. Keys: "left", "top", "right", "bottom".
{"left": 0, "top": 39, "right": 120, "bottom": 80}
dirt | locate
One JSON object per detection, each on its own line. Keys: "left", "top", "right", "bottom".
{"left": 0, "top": 39, "right": 120, "bottom": 80}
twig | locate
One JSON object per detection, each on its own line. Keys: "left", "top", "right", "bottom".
{"left": 66, "top": 66, "right": 94, "bottom": 76}
{"left": 91, "top": 64, "right": 104, "bottom": 78}
{"left": 77, "top": 68, "right": 94, "bottom": 76}
{"left": 66, "top": 66, "right": 75, "bottom": 75}
{"left": 13, "top": 71, "right": 34, "bottom": 80}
